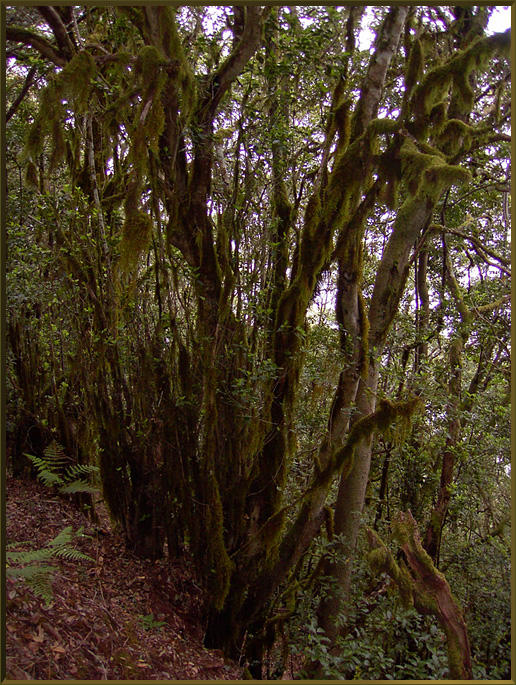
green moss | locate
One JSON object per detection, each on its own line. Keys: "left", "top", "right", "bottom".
{"left": 334, "top": 97, "right": 351, "bottom": 145}
{"left": 136, "top": 45, "right": 166, "bottom": 83}
{"left": 367, "top": 545, "right": 389, "bottom": 573}
{"left": 358, "top": 290, "right": 369, "bottom": 377}
{"left": 120, "top": 209, "right": 153, "bottom": 273}
{"left": 405, "top": 38, "right": 423, "bottom": 97}
{"left": 412, "top": 63, "right": 453, "bottom": 131}
{"left": 333, "top": 396, "right": 422, "bottom": 478}
{"left": 206, "top": 486, "right": 234, "bottom": 610}
{"left": 400, "top": 138, "right": 438, "bottom": 196}
{"left": 369, "top": 118, "right": 400, "bottom": 136}
{"left": 423, "top": 163, "right": 470, "bottom": 193}
{"left": 382, "top": 175, "right": 399, "bottom": 211}
{"left": 401, "top": 137, "right": 471, "bottom": 198}
{"left": 323, "top": 505, "right": 334, "bottom": 541}
{"left": 366, "top": 528, "right": 414, "bottom": 608}
{"left": 412, "top": 31, "right": 510, "bottom": 137}
{"left": 445, "top": 632, "right": 464, "bottom": 679}
{"left": 439, "top": 119, "right": 478, "bottom": 155}
{"left": 59, "top": 51, "right": 97, "bottom": 110}
{"left": 428, "top": 101, "right": 448, "bottom": 130}
{"left": 50, "top": 118, "right": 66, "bottom": 171}
{"left": 25, "top": 160, "right": 39, "bottom": 189}
{"left": 303, "top": 194, "right": 321, "bottom": 238}
{"left": 25, "top": 116, "right": 45, "bottom": 160}
{"left": 260, "top": 508, "right": 287, "bottom": 556}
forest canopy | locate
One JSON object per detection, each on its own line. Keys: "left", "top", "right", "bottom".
{"left": 6, "top": 5, "right": 511, "bottom": 679}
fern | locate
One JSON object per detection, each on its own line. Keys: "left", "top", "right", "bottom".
{"left": 7, "top": 526, "right": 93, "bottom": 605}
{"left": 49, "top": 525, "right": 93, "bottom": 561}
{"left": 25, "top": 440, "right": 99, "bottom": 496}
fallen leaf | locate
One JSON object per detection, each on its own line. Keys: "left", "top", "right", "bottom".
{"left": 32, "top": 626, "right": 45, "bottom": 643}
{"left": 51, "top": 644, "right": 66, "bottom": 653}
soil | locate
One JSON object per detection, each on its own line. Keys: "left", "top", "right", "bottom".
{"left": 5, "top": 474, "right": 245, "bottom": 680}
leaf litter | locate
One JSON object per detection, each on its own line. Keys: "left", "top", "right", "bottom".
{"left": 6, "top": 474, "right": 243, "bottom": 679}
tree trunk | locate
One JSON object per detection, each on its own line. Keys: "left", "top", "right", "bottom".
{"left": 367, "top": 512, "right": 473, "bottom": 679}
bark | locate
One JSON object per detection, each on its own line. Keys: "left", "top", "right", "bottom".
{"left": 351, "top": 6, "right": 409, "bottom": 138}
{"left": 6, "top": 66, "right": 38, "bottom": 123}
{"left": 37, "top": 6, "right": 76, "bottom": 58}
{"left": 423, "top": 335, "right": 462, "bottom": 564}
{"left": 367, "top": 512, "right": 473, "bottom": 679}
{"left": 6, "top": 26, "right": 68, "bottom": 66}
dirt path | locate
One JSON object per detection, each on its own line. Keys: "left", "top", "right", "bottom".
{"left": 5, "top": 474, "right": 243, "bottom": 680}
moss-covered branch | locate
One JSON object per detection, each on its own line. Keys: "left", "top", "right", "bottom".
{"left": 366, "top": 511, "right": 473, "bottom": 679}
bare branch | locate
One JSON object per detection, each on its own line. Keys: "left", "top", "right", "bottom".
{"left": 6, "top": 65, "right": 37, "bottom": 122}
{"left": 37, "top": 6, "right": 76, "bottom": 57}
{"left": 6, "top": 25, "right": 67, "bottom": 67}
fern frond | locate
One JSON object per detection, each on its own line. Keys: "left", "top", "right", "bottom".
{"left": 7, "top": 525, "right": 93, "bottom": 604}
{"left": 7, "top": 548, "right": 53, "bottom": 564}
{"left": 25, "top": 443, "right": 99, "bottom": 495}
{"left": 44, "top": 440, "right": 72, "bottom": 466}
{"left": 7, "top": 564, "right": 56, "bottom": 578}
{"left": 48, "top": 525, "right": 94, "bottom": 561}
{"left": 53, "top": 547, "right": 94, "bottom": 562}
{"left": 48, "top": 525, "right": 74, "bottom": 548}
{"left": 65, "top": 463, "right": 100, "bottom": 478}
{"left": 10, "top": 566, "right": 56, "bottom": 604}
{"left": 60, "top": 481, "right": 99, "bottom": 495}
{"left": 25, "top": 453, "right": 64, "bottom": 487}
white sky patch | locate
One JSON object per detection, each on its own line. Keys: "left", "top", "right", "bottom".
{"left": 487, "top": 6, "right": 511, "bottom": 33}
{"left": 357, "top": 7, "right": 376, "bottom": 51}
{"left": 357, "top": 6, "right": 511, "bottom": 51}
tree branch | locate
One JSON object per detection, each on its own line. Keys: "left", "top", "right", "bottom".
{"left": 199, "top": 6, "right": 269, "bottom": 122}
{"left": 351, "top": 6, "right": 408, "bottom": 138}
{"left": 6, "top": 25, "right": 67, "bottom": 67}
{"left": 6, "top": 65, "right": 37, "bottom": 122}
{"left": 37, "top": 6, "right": 76, "bottom": 58}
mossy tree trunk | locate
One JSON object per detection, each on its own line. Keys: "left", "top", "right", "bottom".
{"left": 367, "top": 512, "right": 473, "bottom": 679}
{"left": 309, "top": 9, "right": 510, "bottom": 674}
{"left": 7, "top": 5, "right": 510, "bottom": 675}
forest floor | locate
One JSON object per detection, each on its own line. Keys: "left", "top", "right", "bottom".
{"left": 5, "top": 474, "right": 245, "bottom": 680}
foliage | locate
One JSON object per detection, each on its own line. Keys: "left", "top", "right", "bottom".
{"left": 7, "top": 526, "right": 93, "bottom": 605}
{"left": 6, "top": 5, "right": 510, "bottom": 679}
{"left": 26, "top": 440, "right": 100, "bottom": 495}
{"left": 138, "top": 613, "right": 167, "bottom": 632}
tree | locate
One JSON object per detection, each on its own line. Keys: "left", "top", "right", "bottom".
{"left": 6, "top": 5, "right": 510, "bottom": 677}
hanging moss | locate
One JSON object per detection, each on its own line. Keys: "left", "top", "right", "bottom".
{"left": 120, "top": 209, "right": 153, "bottom": 273}
{"left": 368, "top": 118, "right": 401, "bottom": 137}
{"left": 404, "top": 38, "right": 424, "bottom": 98}
{"left": 381, "top": 173, "right": 399, "bottom": 210}
{"left": 23, "top": 52, "right": 97, "bottom": 173}
{"left": 25, "top": 160, "right": 39, "bottom": 189}
{"left": 423, "top": 162, "right": 470, "bottom": 192}
{"left": 160, "top": 7, "right": 196, "bottom": 121}
{"left": 411, "top": 30, "right": 510, "bottom": 138}
{"left": 411, "top": 63, "right": 453, "bottom": 134}
{"left": 401, "top": 137, "right": 471, "bottom": 198}
{"left": 428, "top": 101, "right": 448, "bottom": 130}
{"left": 50, "top": 118, "right": 66, "bottom": 171}
{"left": 365, "top": 528, "right": 414, "bottom": 608}
{"left": 25, "top": 115, "right": 46, "bottom": 161}
{"left": 136, "top": 45, "right": 166, "bottom": 88}
{"left": 331, "top": 396, "right": 422, "bottom": 479}
{"left": 400, "top": 138, "right": 440, "bottom": 196}
{"left": 437, "top": 118, "right": 475, "bottom": 156}
{"left": 58, "top": 50, "right": 97, "bottom": 110}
